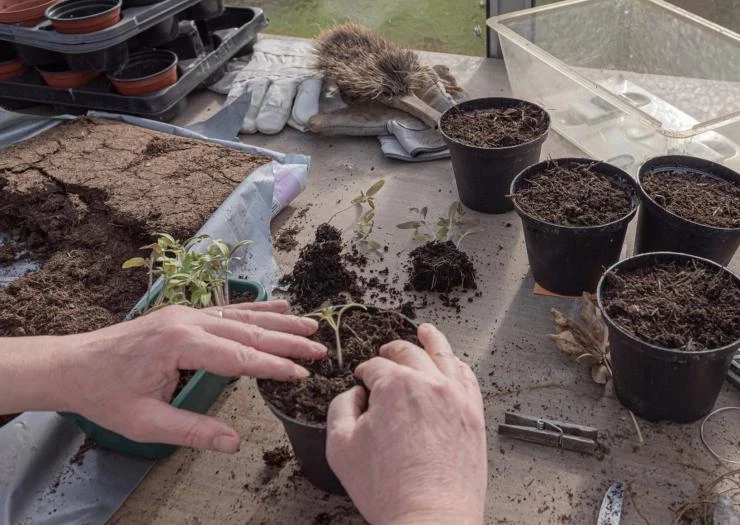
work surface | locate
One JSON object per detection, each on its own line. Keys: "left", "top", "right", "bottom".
{"left": 111, "top": 55, "right": 740, "bottom": 524}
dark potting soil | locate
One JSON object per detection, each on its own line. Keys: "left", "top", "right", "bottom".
{"left": 642, "top": 169, "right": 740, "bottom": 228}
{"left": 440, "top": 102, "right": 548, "bottom": 148}
{"left": 0, "top": 117, "right": 269, "bottom": 337}
{"left": 229, "top": 289, "right": 255, "bottom": 304}
{"left": 262, "top": 444, "right": 292, "bottom": 468}
{"left": 259, "top": 308, "right": 418, "bottom": 424}
{"left": 513, "top": 161, "right": 633, "bottom": 226}
{"left": 406, "top": 240, "right": 477, "bottom": 292}
{"left": 274, "top": 225, "right": 300, "bottom": 252}
{"left": 279, "top": 223, "right": 364, "bottom": 313}
{"left": 70, "top": 437, "right": 97, "bottom": 466}
{"left": 602, "top": 260, "right": 740, "bottom": 351}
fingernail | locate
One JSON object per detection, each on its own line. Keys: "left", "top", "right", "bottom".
{"left": 212, "top": 433, "right": 240, "bottom": 453}
{"left": 293, "top": 365, "right": 310, "bottom": 380}
{"left": 312, "top": 342, "right": 328, "bottom": 355}
{"left": 301, "top": 318, "right": 319, "bottom": 331}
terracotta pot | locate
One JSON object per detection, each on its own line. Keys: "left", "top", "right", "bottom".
{"left": 108, "top": 49, "right": 178, "bottom": 96}
{"left": 38, "top": 62, "right": 100, "bottom": 87}
{"left": 45, "top": 0, "right": 121, "bottom": 34}
{"left": 0, "top": 58, "right": 25, "bottom": 80}
{"left": 0, "top": 0, "right": 57, "bottom": 26}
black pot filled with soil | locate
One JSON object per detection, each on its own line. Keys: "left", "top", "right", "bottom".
{"left": 510, "top": 158, "right": 639, "bottom": 295}
{"left": 634, "top": 155, "right": 740, "bottom": 265}
{"left": 258, "top": 305, "right": 418, "bottom": 494}
{"left": 439, "top": 97, "right": 549, "bottom": 214}
{"left": 597, "top": 252, "right": 740, "bottom": 423}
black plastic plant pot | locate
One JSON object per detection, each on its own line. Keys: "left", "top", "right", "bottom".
{"left": 64, "top": 40, "right": 127, "bottom": 72}
{"left": 634, "top": 155, "right": 740, "bottom": 265}
{"left": 439, "top": 97, "right": 550, "bottom": 214}
{"left": 13, "top": 43, "right": 64, "bottom": 67}
{"left": 64, "top": 278, "right": 267, "bottom": 459}
{"left": 510, "top": 158, "right": 640, "bottom": 295}
{"left": 257, "top": 305, "right": 417, "bottom": 495}
{"left": 596, "top": 252, "right": 740, "bottom": 423}
{"left": 182, "top": 0, "right": 224, "bottom": 21}
{"left": 129, "top": 15, "right": 179, "bottom": 49}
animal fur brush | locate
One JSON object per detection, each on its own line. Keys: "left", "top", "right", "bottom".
{"left": 315, "top": 23, "right": 442, "bottom": 128}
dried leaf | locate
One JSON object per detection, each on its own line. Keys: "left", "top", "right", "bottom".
{"left": 579, "top": 293, "right": 608, "bottom": 349}
{"left": 591, "top": 364, "right": 609, "bottom": 385}
{"left": 548, "top": 331, "right": 587, "bottom": 356}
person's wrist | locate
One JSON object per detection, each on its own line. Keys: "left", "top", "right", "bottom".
{"left": 385, "top": 506, "right": 482, "bottom": 525}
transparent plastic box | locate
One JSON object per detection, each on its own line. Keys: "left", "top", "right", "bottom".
{"left": 488, "top": 0, "right": 740, "bottom": 174}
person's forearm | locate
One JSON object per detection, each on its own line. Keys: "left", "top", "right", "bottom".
{"left": 0, "top": 335, "right": 75, "bottom": 415}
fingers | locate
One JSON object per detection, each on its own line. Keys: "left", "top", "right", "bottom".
{"left": 208, "top": 307, "right": 319, "bottom": 337}
{"left": 176, "top": 333, "right": 310, "bottom": 381}
{"left": 417, "top": 323, "right": 461, "bottom": 379}
{"left": 354, "top": 357, "right": 399, "bottom": 391}
{"left": 327, "top": 385, "right": 367, "bottom": 436}
{"left": 221, "top": 300, "right": 289, "bottom": 313}
{"left": 118, "top": 398, "right": 241, "bottom": 453}
{"left": 379, "top": 340, "right": 438, "bottom": 374}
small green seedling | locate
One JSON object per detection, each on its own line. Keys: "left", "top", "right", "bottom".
{"left": 122, "top": 232, "right": 252, "bottom": 311}
{"left": 304, "top": 303, "right": 367, "bottom": 369}
{"left": 328, "top": 179, "right": 385, "bottom": 250}
{"left": 397, "top": 201, "right": 481, "bottom": 248}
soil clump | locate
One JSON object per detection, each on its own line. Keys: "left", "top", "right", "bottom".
{"left": 406, "top": 240, "right": 477, "bottom": 292}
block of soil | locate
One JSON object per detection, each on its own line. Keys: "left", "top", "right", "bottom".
{"left": 0, "top": 117, "right": 270, "bottom": 337}
{"left": 512, "top": 161, "right": 634, "bottom": 226}
{"left": 641, "top": 169, "right": 740, "bottom": 228}
{"left": 406, "top": 240, "right": 477, "bottom": 292}
{"left": 259, "top": 307, "right": 417, "bottom": 424}
{"left": 440, "top": 102, "right": 548, "bottom": 148}
{"left": 601, "top": 260, "right": 740, "bottom": 351}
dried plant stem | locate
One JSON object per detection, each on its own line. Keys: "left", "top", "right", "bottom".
{"left": 629, "top": 409, "right": 645, "bottom": 451}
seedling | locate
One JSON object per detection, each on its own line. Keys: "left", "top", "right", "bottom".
{"left": 122, "top": 233, "right": 252, "bottom": 311}
{"left": 397, "top": 201, "right": 481, "bottom": 248}
{"left": 328, "top": 179, "right": 385, "bottom": 250}
{"left": 304, "top": 303, "right": 367, "bottom": 369}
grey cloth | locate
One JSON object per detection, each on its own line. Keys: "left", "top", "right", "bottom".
{"left": 379, "top": 118, "right": 450, "bottom": 161}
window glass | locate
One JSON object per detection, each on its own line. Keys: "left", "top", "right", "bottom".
{"left": 236, "top": 0, "right": 488, "bottom": 56}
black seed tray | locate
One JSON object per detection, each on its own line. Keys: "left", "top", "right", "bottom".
{"left": 0, "top": 0, "right": 204, "bottom": 53}
{"left": 0, "top": 7, "right": 266, "bottom": 121}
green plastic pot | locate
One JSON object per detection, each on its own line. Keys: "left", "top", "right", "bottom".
{"left": 63, "top": 277, "right": 267, "bottom": 459}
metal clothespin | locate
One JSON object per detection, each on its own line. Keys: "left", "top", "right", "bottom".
{"left": 498, "top": 412, "right": 599, "bottom": 455}
{"left": 728, "top": 357, "right": 740, "bottom": 391}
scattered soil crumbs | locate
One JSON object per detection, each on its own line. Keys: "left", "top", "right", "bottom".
{"left": 642, "top": 169, "right": 740, "bottom": 228}
{"left": 279, "top": 223, "right": 363, "bottom": 313}
{"left": 274, "top": 225, "right": 300, "bottom": 252}
{"left": 513, "top": 161, "right": 635, "bottom": 226}
{"left": 602, "top": 260, "right": 740, "bottom": 351}
{"left": 0, "top": 117, "right": 269, "bottom": 337}
{"left": 260, "top": 308, "right": 418, "bottom": 423}
{"left": 262, "top": 444, "right": 292, "bottom": 468}
{"left": 70, "top": 437, "right": 96, "bottom": 466}
{"left": 406, "top": 240, "right": 477, "bottom": 292}
{"left": 440, "top": 102, "right": 548, "bottom": 148}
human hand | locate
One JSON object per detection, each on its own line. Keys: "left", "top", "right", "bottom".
{"left": 326, "top": 323, "right": 486, "bottom": 525}
{"left": 59, "top": 300, "right": 325, "bottom": 452}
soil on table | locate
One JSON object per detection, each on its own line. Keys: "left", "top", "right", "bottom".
{"left": 642, "top": 169, "right": 740, "bottom": 228}
{"left": 274, "top": 225, "right": 300, "bottom": 252}
{"left": 440, "top": 102, "right": 548, "bottom": 148}
{"left": 262, "top": 444, "right": 292, "bottom": 468}
{"left": 602, "top": 260, "right": 740, "bottom": 351}
{"left": 259, "top": 308, "right": 418, "bottom": 423}
{"left": 513, "top": 161, "right": 634, "bottom": 226}
{"left": 0, "top": 117, "right": 269, "bottom": 337}
{"left": 406, "top": 240, "right": 477, "bottom": 292}
{"left": 279, "top": 223, "right": 364, "bottom": 313}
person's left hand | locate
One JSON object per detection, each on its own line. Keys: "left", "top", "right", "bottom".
{"left": 54, "top": 300, "right": 324, "bottom": 452}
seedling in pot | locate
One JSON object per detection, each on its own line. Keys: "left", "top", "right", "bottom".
{"left": 303, "top": 303, "right": 368, "bottom": 369}
{"left": 328, "top": 179, "right": 385, "bottom": 251}
{"left": 122, "top": 232, "right": 252, "bottom": 311}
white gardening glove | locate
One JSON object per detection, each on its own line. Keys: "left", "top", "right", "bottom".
{"left": 212, "top": 39, "right": 321, "bottom": 135}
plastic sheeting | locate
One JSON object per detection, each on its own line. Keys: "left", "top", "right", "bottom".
{"left": 0, "top": 108, "right": 310, "bottom": 524}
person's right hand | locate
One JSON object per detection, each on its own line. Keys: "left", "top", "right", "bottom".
{"left": 326, "top": 323, "right": 487, "bottom": 525}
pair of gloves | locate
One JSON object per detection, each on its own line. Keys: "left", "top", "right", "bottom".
{"left": 208, "top": 39, "right": 467, "bottom": 161}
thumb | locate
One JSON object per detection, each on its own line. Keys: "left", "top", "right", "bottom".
{"left": 327, "top": 385, "right": 367, "bottom": 437}
{"left": 113, "top": 398, "right": 241, "bottom": 453}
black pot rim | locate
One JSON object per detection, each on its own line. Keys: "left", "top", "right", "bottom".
{"left": 258, "top": 304, "right": 419, "bottom": 429}
{"left": 637, "top": 155, "right": 740, "bottom": 234}
{"left": 108, "top": 49, "right": 178, "bottom": 83}
{"left": 510, "top": 157, "right": 640, "bottom": 233}
{"left": 596, "top": 251, "right": 740, "bottom": 357}
{"left": 438, "top": 96, "right": 551, "bottom": 153}
{"left": 46, "top": 0, "right": 122, "bottom": 22}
